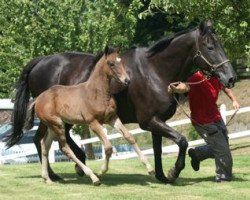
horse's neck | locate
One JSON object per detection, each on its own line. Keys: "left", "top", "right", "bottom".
{"left": 151, "top": 32, "right": 195, "bottom": 82}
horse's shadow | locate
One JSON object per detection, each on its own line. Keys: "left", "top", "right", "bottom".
{"left": 60, "top": 172, "right": 158, "bottom": 186}
{"left": 16, "top": 172, "right": 158, "bottom": 186}
{"left": 16, "top": 172, "right": 249, "bottom": 186}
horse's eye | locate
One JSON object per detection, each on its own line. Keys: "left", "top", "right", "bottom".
{"left": 207, "top": 44, "right": 214, "bottom": 51}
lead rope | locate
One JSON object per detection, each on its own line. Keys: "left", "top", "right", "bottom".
{"left": 170, "top": 77, "right": 238, "bottom": 127}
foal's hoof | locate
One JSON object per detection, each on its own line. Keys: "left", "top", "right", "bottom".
{"left": 148, "top": 170, "right": 155, "bottom": 176}
{"left": 75, "top": 164, "right": 85, "bottom": 177}
{"left": 93, "top": 180, "right": 101, "bottom": 186}
{"left": 43, "top": 178, "right": 54, "bottom": 184}
{"left": 49, "top": 173, "right": 63, "bottom": 181}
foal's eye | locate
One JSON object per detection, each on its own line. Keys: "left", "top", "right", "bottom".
{"left": 107, "top": 61, "right": 115, "bottom": 67}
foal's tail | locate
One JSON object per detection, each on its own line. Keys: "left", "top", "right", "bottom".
{"left": 5, "top": 57, "right": 43, "bottom": 148}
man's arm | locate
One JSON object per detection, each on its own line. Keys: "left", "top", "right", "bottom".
{"left": 222, "top": 88, "right": 240, "bottom": 110}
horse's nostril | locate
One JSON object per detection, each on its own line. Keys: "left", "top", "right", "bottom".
{"left": 227, "top": 77, "right": 236, "bottom": 88}
{"left": 229, "top": 77, "right": 235, "bottom": 84}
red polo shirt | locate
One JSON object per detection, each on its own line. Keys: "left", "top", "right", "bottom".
{"left": 187, "top": 71, "right": 223, "bottom": 125}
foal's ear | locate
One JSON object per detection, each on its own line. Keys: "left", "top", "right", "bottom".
{"left": 104, "top": 45, "right": 110, "bottom": 57}
{"left": 114, "top": 48, "right": 120, "bottom": 53}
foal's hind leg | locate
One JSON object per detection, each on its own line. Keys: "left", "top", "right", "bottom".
{"left": 112, "top": 118, "right": 154, "bottom": 175}
{"left": 51, "top": 124, "right": 100, "bottom": 186}
{"left": 34, "top": 123, "right": 62, "bottom": 181}
{"left": 89, "top": 120, "right": 113, "bottom": 176}
{"left": 41, "top": 129, "right": 54, "bottom": 184}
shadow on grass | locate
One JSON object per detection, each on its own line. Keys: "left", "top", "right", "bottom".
{"left": 16, "top": 172, "right": 159, "bottom": 186}
{"left": 16, "top": 172, "right": 249, "bottom": 186}
{"left": 231, "top": 144, "right": 250, "bottom": 151}
{"left": 174, "top": 173, "right": 248, "bottom": 186}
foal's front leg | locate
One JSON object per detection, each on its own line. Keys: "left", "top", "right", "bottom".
{"left": 89, "top": 120, "right": 113, "bottom": 176}
{"left": 112, "top": 118, "right": 154, "bottom": 175}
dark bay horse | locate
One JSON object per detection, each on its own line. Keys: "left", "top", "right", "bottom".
{"left": 7, "top": 21, "right": 236, "bottom": 183}
{"left": 27, "top": 47, "right": 153, "bottom": 185}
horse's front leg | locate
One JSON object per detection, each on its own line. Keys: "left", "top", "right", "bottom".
{"left": 147, "top": 116, "right": 188, "bottom": 183}
{"left": 89, "top": 120, "right": 113, "bottom": 176}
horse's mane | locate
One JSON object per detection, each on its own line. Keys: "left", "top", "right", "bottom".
{"left": 147, "top": 27, "right": 197, "bottom": 57}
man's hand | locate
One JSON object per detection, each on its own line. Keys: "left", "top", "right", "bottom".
{"left": 168, "top": 82, "right": 190, "bottom": 94}
{"left": 232, "top": 100, "right": 240, "bottom": 111}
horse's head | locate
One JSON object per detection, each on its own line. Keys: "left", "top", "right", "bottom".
{"left": 193, "top": 20, "right": 237, "bottom": 88}
{"left": 104, "top": 46, "right": 130, "bottom": 86}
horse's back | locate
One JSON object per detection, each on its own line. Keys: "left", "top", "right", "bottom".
{"left": 28, "top": 52, "right": 95, "bottom": 97}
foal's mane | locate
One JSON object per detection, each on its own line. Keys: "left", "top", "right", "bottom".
{"left": 147, "top": 27, "right": 197, "bottom": 57}
{"left": 91, "top": 47, "right": 116, "bottom": 69}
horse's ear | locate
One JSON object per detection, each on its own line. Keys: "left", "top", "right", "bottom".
{"left": 199, "top": 20, "right": 213, "bottom": 34}
{"left": 206, "top": 20, "right": 213, "bottom": 28}
{"left": 199, "top": 21, "right": 205, "bottom": 33}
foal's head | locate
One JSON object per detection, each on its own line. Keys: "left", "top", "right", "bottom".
{"left": 102, "top": 46, "right": 130, "bottom": 86}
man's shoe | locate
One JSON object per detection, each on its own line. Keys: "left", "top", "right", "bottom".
{"left": 215, "top": 175, "right": 232, "bottom": 182}
{"left": 188, "top": 148, "right": 200, "bottom": 171}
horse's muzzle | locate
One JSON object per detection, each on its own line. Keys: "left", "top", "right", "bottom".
{"left": 227, "top": 76, "right": 236, "bottom": 88}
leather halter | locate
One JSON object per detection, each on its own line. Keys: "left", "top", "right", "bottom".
{"left": 192, "top": 29, "right": 230, "bottom": 75}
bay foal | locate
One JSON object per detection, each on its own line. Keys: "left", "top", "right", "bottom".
{"left": 30, "top": 47, "right": 153, "bottom": 185}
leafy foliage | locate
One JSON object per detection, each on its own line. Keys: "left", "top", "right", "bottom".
{"left": 0, "top": 0, "right": 142, "bottom": 97}
{"left": 140, "top": 0, "right": 250, "bottom": 66}
{"left": 0, "top": 0, "right": 249, "bottom": 98}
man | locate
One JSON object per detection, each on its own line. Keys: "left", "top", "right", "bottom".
{"left": 168, "top": 71, "right": 240, "bottom": 182}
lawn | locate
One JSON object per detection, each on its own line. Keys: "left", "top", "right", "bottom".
{"left": 0, "top": 145, "right": 250, "bottom": 200}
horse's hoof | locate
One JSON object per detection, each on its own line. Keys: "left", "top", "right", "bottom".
{"left": 93, "top": 180, "right": 101, "bottom": 186}
{"left": 155, "top": 174, "right": 171, "bottom": 184}
{"left": 148, "top": 170, "right": 155, "bottom": 176}
{"left": 75, "top": 164, "right": 85, "bottom": 177}
{"left": 167, "top": 167, "right": 178, "bottom": 183}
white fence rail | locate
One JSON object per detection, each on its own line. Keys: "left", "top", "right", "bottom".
{"left": 1, "top": 104, "right": 250, "bottom": 164}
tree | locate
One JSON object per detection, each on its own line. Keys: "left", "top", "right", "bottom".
{"left": 139, "top": 0, "right": 250, "bottom": 67}
{"left": 0, "top": 0, "right": 143, "bottom": 98}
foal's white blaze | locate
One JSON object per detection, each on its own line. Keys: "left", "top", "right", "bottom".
{"left": 116, "top": 57, "right": 121, "bottom": 62}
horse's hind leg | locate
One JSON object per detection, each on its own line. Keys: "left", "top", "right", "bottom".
{"left": 65, "top": 123, "right": 86, "bottom": 176}
{"left": 112, "top": 118, "right": 154, "bottom": 175}
{"left": 41, "top": 129, "right": 54, "bottom": 184}
{"left": 52, "top": 124, "right": 100, "bottom": 186}
{"left": 89, "top": 120, "right": 113, "bottom": 176}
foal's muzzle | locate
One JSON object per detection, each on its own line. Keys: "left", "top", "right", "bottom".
{"left": 124, "top": 78, "right": 130, "bottom": 86}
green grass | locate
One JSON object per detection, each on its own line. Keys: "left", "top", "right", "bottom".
{"left": 0, "top": 152, "right": 250, "bottom": 200}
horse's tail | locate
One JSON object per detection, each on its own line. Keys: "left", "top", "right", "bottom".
{"left": 6, "top": 57, "right": 44, "bottom": 148}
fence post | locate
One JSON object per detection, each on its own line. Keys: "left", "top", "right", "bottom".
{"left": 101, "top": 128, "right": 108, "bottom": 160}
{"left": 220, "top": 104, "right": 227, "bottom": 124}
